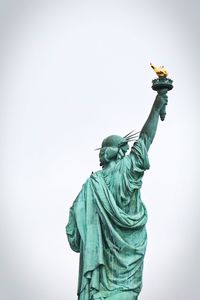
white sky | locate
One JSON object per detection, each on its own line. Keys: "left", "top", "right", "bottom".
{"left": 0, "top": 0, "right": 200, "bottom": 299}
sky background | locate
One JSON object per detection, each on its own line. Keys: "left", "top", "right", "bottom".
{"left": 0, "top": 0, "right": 200, "bottom": 299}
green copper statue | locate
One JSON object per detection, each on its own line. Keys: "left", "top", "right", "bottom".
{"left": 66, "top": 64, "right": 173, "bottom": 300}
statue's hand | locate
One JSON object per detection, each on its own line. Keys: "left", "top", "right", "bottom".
{"left": 154, "top": 90, "right": 168, "bottom": 112}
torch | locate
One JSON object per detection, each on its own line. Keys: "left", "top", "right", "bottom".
{"left": 150, "top": 63, "right": 173, "bottom": 121}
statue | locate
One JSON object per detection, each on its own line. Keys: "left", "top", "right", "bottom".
{"left": 66, "top": 64, "right": 173, "bottom": 300}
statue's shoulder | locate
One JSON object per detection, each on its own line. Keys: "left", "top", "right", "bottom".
{"left": 89, "top": 170, "right": 103, "bottom": 181}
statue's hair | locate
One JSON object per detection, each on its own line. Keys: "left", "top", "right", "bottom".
{"left": 99, "top": 147, "right": 125, "bottom": 167}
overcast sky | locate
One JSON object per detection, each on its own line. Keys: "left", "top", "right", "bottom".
{"left": 0, "top": 0, "right": 200, "bottom": 299}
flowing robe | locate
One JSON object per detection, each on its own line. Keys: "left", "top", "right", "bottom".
{"left": 66, "top": 138, "right": 150, "bottom": 300}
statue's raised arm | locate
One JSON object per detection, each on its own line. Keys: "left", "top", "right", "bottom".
{"left": 139, "top": 89, "right": 168, "bottom": 151}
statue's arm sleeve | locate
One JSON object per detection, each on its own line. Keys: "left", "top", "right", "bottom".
{"left": 129, "top": 138, "right": 150, "bottom": 172}
{"left": 66, "top": 207, "right": 81, "bottom": 253}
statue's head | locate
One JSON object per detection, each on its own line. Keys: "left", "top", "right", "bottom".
{"left": 99, "top": 135, "right": 128, "bottom": 167}
{"left": 98, "top": 131, "right": 139, "bottom": 168}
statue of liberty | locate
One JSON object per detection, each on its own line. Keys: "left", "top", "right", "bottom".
{"left": 66, "top": 65, "right": 173, "bottom": 300}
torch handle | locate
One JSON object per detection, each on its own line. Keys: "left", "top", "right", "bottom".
{"left": 160, "top": 104, "right": 166, "bottom": 121}
{"left": 158, "top": 88, "right": 168, "bottom": 121}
